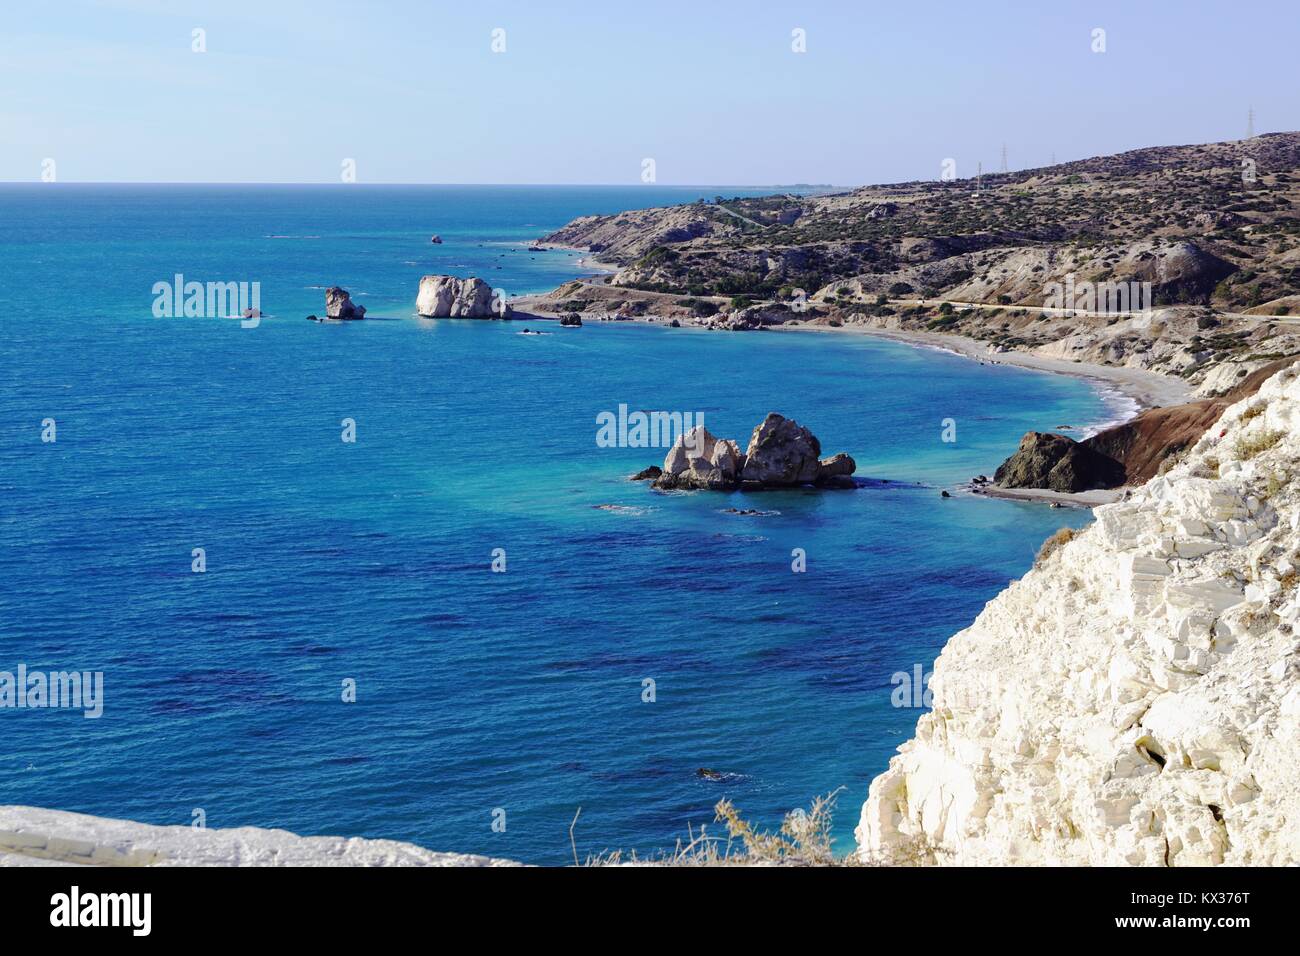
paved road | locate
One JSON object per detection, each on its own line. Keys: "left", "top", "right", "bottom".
{"left": 540, "top": 279, "right": 1298, "bottom": 326}
{"left": 894, "top": 297, "right": 1299, "bottom": 324}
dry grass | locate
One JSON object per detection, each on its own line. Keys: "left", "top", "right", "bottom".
{"left": 1240, "top": 400, "right": 1267, "bottom": 422}
{"left": 1192, "top": 455, "right": 1222, "bottom": 479}
{"left": 1233, "top": 428, "right": 1285, "bottom": 461}
{"left": 583, "top": 789, "right": 892, "bottom": 866}
{"left": 1035, "top": 527, "right": 1077, "bottom": 567}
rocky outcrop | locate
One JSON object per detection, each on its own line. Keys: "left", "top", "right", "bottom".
{"left": 740, "top": 413, "right": 822, "bottom": 485}
{"left": 1084, "top": 357, "right": 1300, "bottom": 485}
{"left": 0, "top": 806, "right": 520, "bottom": 867}
{"left": 324, "top": 286, "right": 366, "bottom": 320}
{"left": 859, "top": 363, "right": 1300, "bottom": 866}
{"left": 994, "top": 431, "right": 1126, "bottom": 493}
{"left": 652, "top": 426, "right": 745, "bottom": 490}
{"left": 650, "top": 414, "right": 856, "bottom": 491}
{"left": 993, "top": 358, "right": 1300, "bottom": 494}
{"left": 416, "top": 275, "right": 505, "bottom": 318}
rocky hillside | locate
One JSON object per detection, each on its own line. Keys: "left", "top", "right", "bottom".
{"left": 544, "top": 133, "right": 1300, "bottom": 313}
{"left": 858, "top": 363, "right": 1300, "bottom": 866}
{"left": 537, "top": 134, "right": 1300, "bottom": 396}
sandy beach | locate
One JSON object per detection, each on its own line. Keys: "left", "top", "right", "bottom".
{"left": 769, "top": 322, "right": 1194, "bottom": 413}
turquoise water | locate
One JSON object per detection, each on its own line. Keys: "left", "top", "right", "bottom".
{"left": 0, "top": 185, "right": 1110, "bottom": 863}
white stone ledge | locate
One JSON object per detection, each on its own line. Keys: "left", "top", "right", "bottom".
{"left": 0, "top": 807, "right": 521, "bottom": 867}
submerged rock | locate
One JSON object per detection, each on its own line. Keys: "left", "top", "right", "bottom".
{"left": 324, "top": 287, "right": 366, "bottom": 320}
{"left": 416, "top": 275, "right": 505, "bottom": 318}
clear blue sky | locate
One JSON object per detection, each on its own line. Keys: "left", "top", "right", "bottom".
{"left": 3, "top": 0, "right": 1295, "bottom": 185}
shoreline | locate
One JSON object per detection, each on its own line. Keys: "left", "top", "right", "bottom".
{"left": 766, "top": 322, "right": 1193, "bottom": 414}
{"left": 514, "top": 269, "right": 1196, "bottom": 510}
{"left": 530, "top": 243, "right": 622, "bottom": 275}
{"left": 514, "top": 274, "right": 1192, "bottom": 416}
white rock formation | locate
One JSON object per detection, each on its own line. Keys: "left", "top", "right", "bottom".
{"left": 415, "top": 275, "right": 504, "bottom": 318}
{"left": 0, "top": 806, "right": 519, "bottom": 867}
{"left": 859, "top": 364, "right": 1300, "bottom": 866}
{"left": 324, "top": 286, "right": 366, "bottom": 320}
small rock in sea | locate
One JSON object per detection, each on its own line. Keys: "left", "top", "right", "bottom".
{"left": 669, "top": 318, "right": 681, "bottom": 327}
{"left": 696, "top": 768, "right": 725, "bottom": 781}
{"left": 325, "top": 286, "right": 366, "bottom": 320}
{"left": 430, "top": 234, "right": 443, "bottom": 244}
{"left": 1056, "top": 424, "right": 1074, "bottom": 430}
{"left": 941, "top": 490, "right": 952, "bottom": 498}
{"left": 559, "top": 313, "right": 582, "bottom": 327}
{"left": 305, "top": 314, "right": 319, "bottom": 322}
{"left": 1049, "top": 501, "right": 1063, "bottom": 508}
{"left": 631, "top": 466, "right": 662, "bottom": 481}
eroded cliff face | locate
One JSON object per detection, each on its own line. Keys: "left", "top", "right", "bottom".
{"left": 859, "top": 365, "right": 1300, "bottom": 866}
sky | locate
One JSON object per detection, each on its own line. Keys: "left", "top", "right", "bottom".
{"left": 2, "top": 0, "right": 1296, "bottom": 186}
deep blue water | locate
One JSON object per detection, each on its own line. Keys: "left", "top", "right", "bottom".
{"left": 0, "top": 185, "right": 1112, "bottom": 864}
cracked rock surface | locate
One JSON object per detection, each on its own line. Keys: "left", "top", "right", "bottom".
{"left": 859, "top": 364, "right": 1300, "bottom": 866}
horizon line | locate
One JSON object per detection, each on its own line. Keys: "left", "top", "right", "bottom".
{"left": 0, "top": 180, "right": 847, "bottom": 190}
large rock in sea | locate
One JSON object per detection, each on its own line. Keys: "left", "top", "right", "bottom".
{"left": 859, "top": 363, "right": 1300, "bottom": 866}
{"left": 324, "top": 286, "right": 366, "bottom": 320}
{"left": 740, "top": 413, "right": 822, "bottom": 485}
{"left": 650, "top": 414, "right": 855, "bottom": 491}
{"left": 416, "top": 275, "right": 505, "bottom": 318}
{"left": 654, "top": 426, "right": 744, "bottom": 490}
{"left": 993, "top": 431, "right": 1125, "bottom": 493}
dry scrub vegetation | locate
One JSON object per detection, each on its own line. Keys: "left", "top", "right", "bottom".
{"left": 1035, "top": 527, "right": 1078, "bottom": 567}
{"left": 579, "top": 790, "right": 935, "bottom": 867}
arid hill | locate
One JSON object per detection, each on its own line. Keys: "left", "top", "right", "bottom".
{"left": 533, "top": 134, "right": 1300, "bottom": 401}
{"left": 543, "top": 132, "right": 1300, "bottom": 316}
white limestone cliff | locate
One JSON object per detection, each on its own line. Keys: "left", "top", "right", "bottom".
{"left": 0, "top": 806, "right": 519, "bottom": 867}
{"left": 859, "top": 364, "right": 1300, "bottom": 866}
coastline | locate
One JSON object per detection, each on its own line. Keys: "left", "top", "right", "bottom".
{"left": 781, "top": 324, "right": 1154, "bottom": 508}
{"left": 530, "top": 243, "right": 622, "bottom": 275}
{"left": 515, "top": 272, "right": 1192, "bottom": 510}
{"left": 514, "top": 275, "right": 1193, "bottom": 416}
{"left": 765, "top": 322, "right": 1193, "bottom": 414}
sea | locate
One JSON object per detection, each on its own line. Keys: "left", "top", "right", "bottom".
{"left": 0, "top": 184, "right": 1120, "bottom": 864}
